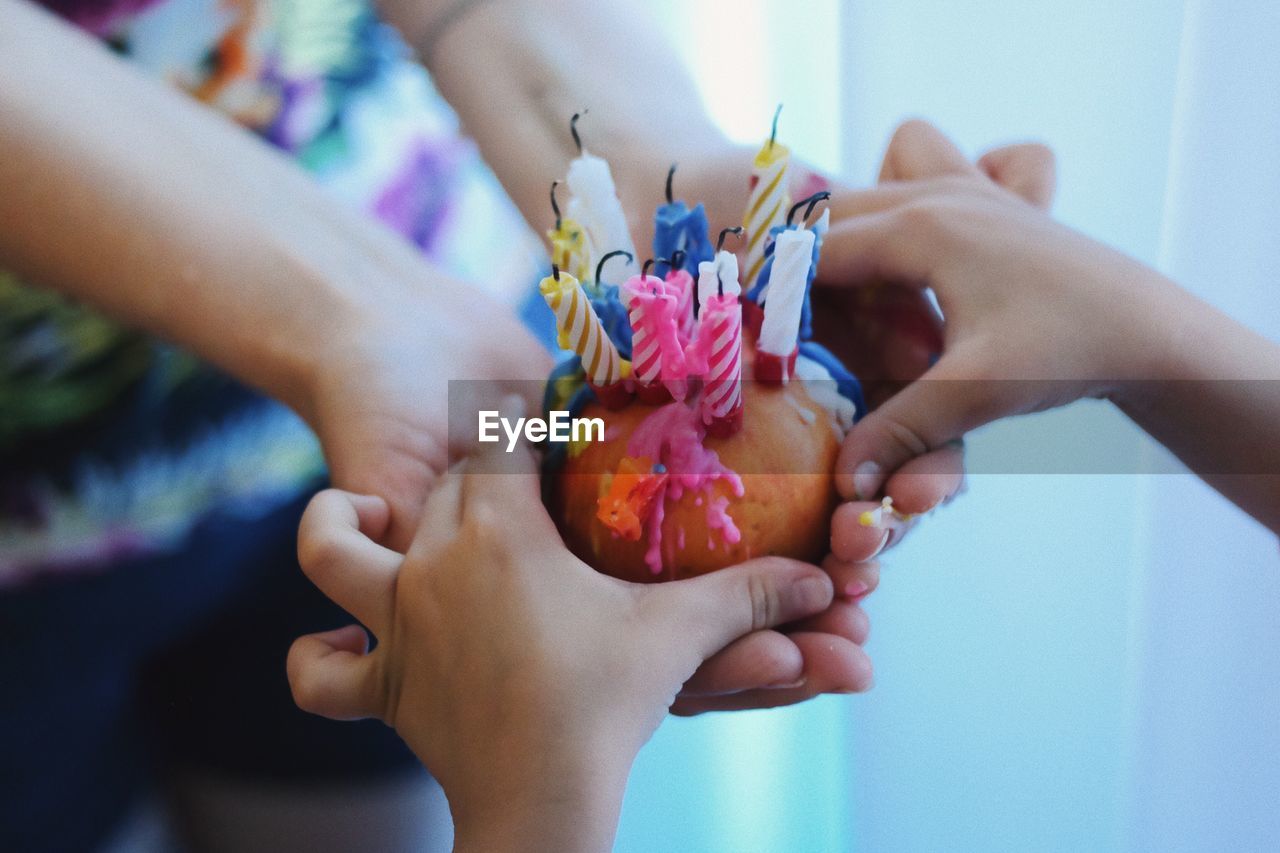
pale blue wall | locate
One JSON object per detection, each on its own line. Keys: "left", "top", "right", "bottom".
{"left": 616, "top": 3, "right": 1204, "bottom": 852}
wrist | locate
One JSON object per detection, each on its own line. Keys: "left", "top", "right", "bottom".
{"left": 449, "top": 743, "right": 633, "bottom": 853}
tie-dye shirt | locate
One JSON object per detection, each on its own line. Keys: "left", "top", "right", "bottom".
{"left": 1, "top": 0, "right": 541, "bottom": 586}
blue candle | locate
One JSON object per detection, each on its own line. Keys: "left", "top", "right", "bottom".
{"left": 652, "top": 164, "right": 714, "bottom": 278}
{"left": 747, "top": 191, "right": 830, "bottom": 342}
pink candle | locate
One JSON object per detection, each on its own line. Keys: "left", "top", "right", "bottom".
{"left": 623, "top": 273, "right": 687, "bottom": 402}
{"left": 693, "top": 291, "right": 744, "bottom": 436}
{"left": 663, "top": 268, "right": 696, "bottom": 344}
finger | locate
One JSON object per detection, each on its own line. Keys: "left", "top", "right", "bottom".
{"left": 789, "top": 600, "right": 870, "bottom": 645}
{"left": 830, "top": 502, "right": 893, "bottom": 562}
{"left": 650, "top": 557, "right": 834, "bottom": 661}
{"left": 670, "top": 633, "right": 873, "bottom": 715}
{"left": 297, "top": 490, "right": 400, "bottom": 633}
{"left": 822, "top": 555, "right": 880, "bottom": 601}
{"left": 882, "top": 442, "right": 966, "bottom": 515}
{"left": 286, "top": 625, "right": 378, "bottom": 721}
{"left": 823, "top": 179, "right": 943, "bottom": 223}
{"left": 835, "top": 351, "right": 1008, "bottom": 500}
{"left": 814, "top": 208, "right": 936, "bottom": 287}
{"left": 879, "top": 119, "right": 977, "bottom": 182}
{"left": 680, "top": 630, "right": 805, "bottom": 696}
{"left": 978, "top": 142, "right": 1056, "bottom": 209}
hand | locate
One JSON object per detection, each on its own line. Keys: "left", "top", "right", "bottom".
{"left": 816, "top": 121, "right": 1178, "bottom": 527}
{"left": 288, "top": 428, "right": 843, "bottom": 852}
{"left": 817, "top": 121, "right": 1059, "bottom": 561}
{"left": 305, "top": 283, "right": 552, "bottom": 551}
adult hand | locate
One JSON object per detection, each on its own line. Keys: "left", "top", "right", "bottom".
{"left": 288, "top": 428, "right": 849, "bottom": 851}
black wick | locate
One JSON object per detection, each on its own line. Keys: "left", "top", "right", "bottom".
{"left": 669, "top": 249, "right": 686, "bottom": 272}
{"left": 552, "top": 262, "right": 561, "bottom": 281}
{"left": 768, "top": 103, "right": 783, "bottom": 150}
{"left": 550, "top": 180, "right": 562, "bottom": 229}
{"left": 717, "top": 226, "right": 745, "bottom": 252}
{"left": 595, "top": 249, "right": 633, "bottom": 286}
{"left": 665, "top": 163, "right": 677, "bottom": 204}
{"left": 643, "top": 258, "right": 659, "bottom": 278}
{"left": 570, "top": 111, "right": 587, "bottom": 154}
{"left": 787, "top": 190, "right": 831, "bottom": 227}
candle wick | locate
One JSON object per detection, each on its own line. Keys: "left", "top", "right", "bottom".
{"left": 788, "top": 190, "right": 831, "bottom": 227}
{"left": 570, "top": 110, "right": 587, "bottom": 154}
{"left": 595, "top": 249, "right": 633, "bottom": 286}
{"left": 643, "top": 258, "right": 658, "bottom": 279}
{"left": 717, "top": 272, "right": 725, "bottom": 298}
{"left": 550, "top": 180, "right": 562, "bottom": 229}
{"left": 670, "top": 250, "right": 686, "bottom": 273}
{"left": 768, "top": 103, "right": 783, "bottom": 151}
{"left": 552, "top": 262, "right": 561, "bottom": 281}
{"left": 804, "top": 190, "right": 832, "bottom": 223}
{"left": 717, "top": 225, "right": 744, "bottom": 252}
{"left": 665, "top": 163, "right": 677, "bottom": 205}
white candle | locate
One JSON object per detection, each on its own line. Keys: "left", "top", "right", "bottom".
{"left": 696, "top": 250, "right": 741, "bottom": 310}
{"left": 566, "top": 153, "right": 640, "bottom": 287}
{"left": 758, "top": 228, "right": 814, "bottom": 357}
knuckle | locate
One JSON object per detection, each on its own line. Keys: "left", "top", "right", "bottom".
{"left": 897, "top": 200, "right": 947, "bottom": 239}
{"left": 879, "top": 415, "right": 932, "bottom": 459}
{"left": 746, "top": 571, "right": 777, "bottom": 631}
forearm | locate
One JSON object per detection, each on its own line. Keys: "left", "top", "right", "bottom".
{"left": 1112, "top": 278, "right": 1280, "bottom": 532}
{"left": 0, "top": 1, "right": 446, "bottom": 417}
{"left": 384, "top": 0, "right": 747, "bottom": 244}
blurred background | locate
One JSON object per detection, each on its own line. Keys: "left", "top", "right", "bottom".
{"left": 618, "top": 1, "right": 1280, "bottom": 851}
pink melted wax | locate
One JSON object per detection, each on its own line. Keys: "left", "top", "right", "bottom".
{"left": 625, "top": 400, "right": 745, "bottom": 575}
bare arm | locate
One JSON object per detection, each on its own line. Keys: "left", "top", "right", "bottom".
{"left": 0, "top": 0, "right": 477, "bottom": 419}
{"left": 381, "top": 0, "right": 752, "bottom": 247}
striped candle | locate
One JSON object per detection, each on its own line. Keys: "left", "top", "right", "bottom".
{"left": 698, "top": 292, "right": 743, "bottom": 429}
{"left": 539, "top": 270, "right": 623, "bottom": 386}
{"left": 742, "top": 138, "right": 791, "bottom": 293}
{"left": 623, "top": 273, "right": 685, "bottom": 399}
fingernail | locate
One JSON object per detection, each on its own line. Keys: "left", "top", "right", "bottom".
{"left": 870, "top": 528, "right": 891, "bottom": 559}
{"left": 853, "top": 461, "right": 882, "bottom": 500}
{"left": 768, "top": 676, "right": 807, "bottom": 689}
{"left": 843, "top": 581, "right": 869, "bottom": 600}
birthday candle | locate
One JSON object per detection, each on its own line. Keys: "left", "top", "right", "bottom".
{"left": 698, "top": 250, "right": 741, "bottom": 310}
{"left": 742, "top": 106, "right": 791, "bottom": 293}
{"left": 540, "top": 270, "right": 624, "bottom": 387}
{"left": 546, "top": 181, "right": 590, "bottom": 281}
{"left": 623, "top": 272, "right": 686, "bottom": 400}
{"left": 753, "top": 198, "right": 830, "bottom": 339}
{"left": 698, "top": 291, "right": 744, "bottom": 432}
{"left": 565, "top": 114, "right": 640, "bottom": 287}
{"left": 653, "top": 165, "right": 715, "bottom": 278}
{"left": 758, "top": 227, "right": 815, "bottom": 360}
{"left": 663, "top": 267, "right": 697, "bottom": 344}
{"left": 692, "top": 254, "right": 744, "bottom": 434}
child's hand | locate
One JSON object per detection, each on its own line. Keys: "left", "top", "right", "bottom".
{"left": 817, "top": 121, "right": 1055, "bottom": 562}
{"left": 817, "top": 121, "right": 1177, "bottom": 509}
{"left": 287, "top": 432, "right": 853, "bottom": 852}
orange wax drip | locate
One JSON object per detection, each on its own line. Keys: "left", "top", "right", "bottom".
{"left": 597, "top": 456, "right": 669, "bottom": 541}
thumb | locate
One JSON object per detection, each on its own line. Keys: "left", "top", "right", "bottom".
{"left": 836, "top": 350, "right": 1010, "bottom": 500}
{"left": 653, "top": 558, "right": 833, "bottom": 661}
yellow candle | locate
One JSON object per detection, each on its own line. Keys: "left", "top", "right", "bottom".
{"left": 742, "top": 129, "right": 792, "bottom": 293}
{"left": 547, "top": 217, "right": 589, "bottom": 282}
{"left": 539, "top": 270, "right": 623, "bottom": 386}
